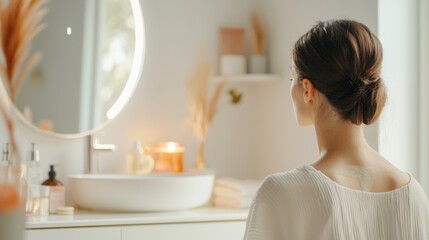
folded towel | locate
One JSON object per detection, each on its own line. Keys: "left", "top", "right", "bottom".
{"left": 215, "top": 178, "right": 261, "bottom": 197}
{"left": 213, "top": 186, "right": 256, "bottom": 198}
{"left": 212, "top": 196, "right": 254, "bottom": 208}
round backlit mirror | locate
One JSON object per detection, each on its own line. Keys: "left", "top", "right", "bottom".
{"left": 5, "top": 0, "right": 144, "bottom": 138}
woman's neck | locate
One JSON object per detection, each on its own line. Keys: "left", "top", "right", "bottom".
{"left": 314, "top": 115, "right": 369, "bottom": 162}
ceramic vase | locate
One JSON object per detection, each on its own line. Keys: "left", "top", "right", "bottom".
{"left": 0, "top": 152, "right": 27, "bottom": 240}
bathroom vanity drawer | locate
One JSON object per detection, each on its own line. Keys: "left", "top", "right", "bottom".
{"left": 122, "top": 221, "right": 246, "bottom": 240}
{"left": 25, "top": 226, "right": 121, "bottom": 240}
{"left": 25, "top": 221, "right": 246, "bottom": 240}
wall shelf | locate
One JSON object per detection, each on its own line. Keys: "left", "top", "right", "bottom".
{"left": 210, "top": 74, "right": 283, "bottom": 84}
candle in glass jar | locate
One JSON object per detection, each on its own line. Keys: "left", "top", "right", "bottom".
{"left": 151, "top": 142, "right": 184, "bottom": 173}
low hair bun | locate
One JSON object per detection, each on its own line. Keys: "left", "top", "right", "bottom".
{"left": 293, "top": 19, "right": 386, "bottom": 125}
{"left": 361, "top": 77, "right": 386, "bottom": 125}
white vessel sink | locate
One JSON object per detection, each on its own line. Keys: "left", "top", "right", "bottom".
{"left": 69, "top": 170, "right": 214, "bottom": 212}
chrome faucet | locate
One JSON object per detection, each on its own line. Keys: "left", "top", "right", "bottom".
{"left": 88, "top": 134, "right": 116, "bottom": 174}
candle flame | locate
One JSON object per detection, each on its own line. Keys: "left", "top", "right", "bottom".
{"left": 167, "top": 142, "right": 176, "bottom": 152}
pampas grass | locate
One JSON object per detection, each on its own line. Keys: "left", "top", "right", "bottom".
{"left": 186, "top": 55, "right": 225, "bottom": 169}
{"left": 251, "top": 12, "right": 265, "bottom": 55}
{"left": 0, "top": 0, "right": 48, "bottom": 159}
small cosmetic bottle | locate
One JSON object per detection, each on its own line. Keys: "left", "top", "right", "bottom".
{"left": 30, "top": 186, "right": 50, "bottom": 216}
{"left": 27, "top": 143, "right": 43, "bottom": 185}
{"left": 26, "top": 143, "right": 43, "bottom": 213}
{"left": 127, "top": 141, "right": 154, "bottom": 174}
{"left": 0, "top": 143, "right": 9, "bottom": 179}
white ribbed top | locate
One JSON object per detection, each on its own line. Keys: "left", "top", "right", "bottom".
{"left": 244, "top": 165, "right": 429, "bottom": 240}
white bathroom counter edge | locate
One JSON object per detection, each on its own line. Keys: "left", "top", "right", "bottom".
{"left": 26, "top": 207, "right": 249, "bottom": 229}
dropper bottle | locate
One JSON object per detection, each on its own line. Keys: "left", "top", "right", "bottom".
{"left": 2, "top": 143, "right": 9, "bottom": 162}
{"left": 26, "top": 143, "right": 43, "bottom": 214}
{"left": 27, "top": 143, "right": 43, "bottom": 185}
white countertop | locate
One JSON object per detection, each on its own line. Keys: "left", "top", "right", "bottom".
{"left": 26, "top": 207, "right": 249, "bottom": 229}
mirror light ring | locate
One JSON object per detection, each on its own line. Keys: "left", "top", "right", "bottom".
{"left": 106, "top": 0, "right": 145, "bottom": 120}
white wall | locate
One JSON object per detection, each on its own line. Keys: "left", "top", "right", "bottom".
{"left": 378, "top": 0, "right": 420, "bottom": 178}
{"left": 0, "top": 0, "right": 380, "bottom": 204}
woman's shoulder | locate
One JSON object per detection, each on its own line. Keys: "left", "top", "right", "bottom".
{"left": 257, "top": 165, "right": 319, "bottom": 196}
{"left": 262, "top": 164, "right": 316, "bottom": 184}
{"left": 254, "top": 165, "right": 328, "bottom": 211}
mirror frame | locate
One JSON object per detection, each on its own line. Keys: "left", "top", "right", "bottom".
{"left": 8, "top": 0, "right": 145, "bottom": 139}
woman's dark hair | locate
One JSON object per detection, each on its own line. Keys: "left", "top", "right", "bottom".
{"left": 293, "top": 19, "right": 386, "bottom": 125}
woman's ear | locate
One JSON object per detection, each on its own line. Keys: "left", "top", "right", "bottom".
{"left": 302, "top": 79, "right": 316, "bottom": 103}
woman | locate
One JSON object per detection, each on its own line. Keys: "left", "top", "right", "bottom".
{"left": 243, "top": 19, "right": 429, "bottom": 239}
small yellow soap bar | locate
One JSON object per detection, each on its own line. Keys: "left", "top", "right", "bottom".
{"left": 56, "top": 206, "right": 74, "bottom": 215}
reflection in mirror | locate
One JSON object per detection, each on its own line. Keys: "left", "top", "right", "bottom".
{"left": 10, "top": 0, "right": 142, "bottom": 135}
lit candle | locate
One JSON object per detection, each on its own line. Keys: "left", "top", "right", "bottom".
{"left": 150, "top": 142, "right": 184, "bottom": 173}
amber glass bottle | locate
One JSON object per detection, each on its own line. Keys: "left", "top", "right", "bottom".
{"left": 42, "top": 165, "right": 64, "bottom": 213}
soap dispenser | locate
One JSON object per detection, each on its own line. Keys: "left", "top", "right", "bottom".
{"left": 42, "top": 165, "right": 65, "bottom": 213}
